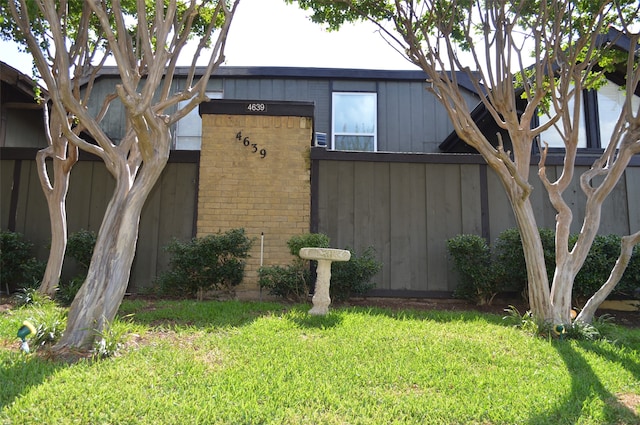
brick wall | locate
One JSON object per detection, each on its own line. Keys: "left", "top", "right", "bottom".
{"left": 198, "top": 102, "right": 313, "bottom": 298}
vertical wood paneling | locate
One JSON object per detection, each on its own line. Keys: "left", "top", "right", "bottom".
{"left": 626, "top": 167, "right": 640, "bottom": 233}
{"left": 352, "top": 162, "right": 390, "bottom": 289}
{"left": 335, "top": 162, "right": 355, "bottom": 250}
{"left": 18, "top": 161, "right": 50, "bottom": 259}
{"left": 0, "top": 161, "right": 15, "bottom": 229}
{"left": 5, "top": 149, "right": 639, "bottom": 295}
{"left": 460, "top": 164, "right": 483, "bottom": 235}
{"left": 389, "top": 163, "right": 427, "bottom": 290}
{"left": 425, "top": 164, "right": 463, "bottom": 291}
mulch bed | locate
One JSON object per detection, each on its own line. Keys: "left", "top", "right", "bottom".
{"left": 344, "top": 297, "right": 640, "bottom": 328}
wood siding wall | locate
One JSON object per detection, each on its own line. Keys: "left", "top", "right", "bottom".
{"left": 2, "top": 147, "right": 638, "bottom": 297}
{"left": 89, "top": 74, "right": 474, "bottom": 153}
{"left": 312, "top": 149, "right": 640, "bottom": 297}
{"left": 1, "top": 149, "right": 199, "bottom": 291}
{"left": 221, "top": 78, "right": 470, "bottom": 153}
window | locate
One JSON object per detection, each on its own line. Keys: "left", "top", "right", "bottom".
{"left": 597, "top": 80, "right": 640, "bottom": 149}
{"left": 332, "top": 92, "right": 377, "bottom": 151}
{"left": 538, "top": 93, "right": 587, "bottom": 149}
{"left": 174, "top": 91, "right": 223, "bottom": 150}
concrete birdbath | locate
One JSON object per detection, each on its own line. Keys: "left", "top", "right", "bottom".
{"left": 299, "top": 247, "right": 351, "bottom": 315}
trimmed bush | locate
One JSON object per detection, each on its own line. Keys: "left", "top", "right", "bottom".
{"left": 286, "top": 233, "right": 330, "bottom": 256}
{"left": 447, "top": 234, "right": 500, "bottom": 305}
{"left": 156, "top": 228, "right": 252, "bottom": 300}
{"left": 0, "top": 230, "right": 45, "bottom": 292}
{"left": 258, "top": 263, "right": 310, "bottom": 303}
{"left": 574, "top": 234, "right": 640, "bottom": 299}
{"left": 493, "top": 227, "right": 556, "bottom": 296}
{"left": 259, "top": 233, "right": 382, "bottom": 303}
{"left": 259, "top": 233, "right": 329, "bottom": 302}
{"left": 331, "top": 246, "right": 382, "bottom": 302}
{"left": 450, "top": 228, "right": 639, "bottom": 304}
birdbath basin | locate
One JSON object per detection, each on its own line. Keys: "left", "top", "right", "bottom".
{"left": 299, "top": 248, "right": 351, "bottom": 315}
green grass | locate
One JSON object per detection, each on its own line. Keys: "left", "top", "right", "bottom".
{"left": 1, "top": 299, "right": 639, "bottom": 424}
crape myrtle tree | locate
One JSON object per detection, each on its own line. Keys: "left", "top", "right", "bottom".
{"left": 289, "top": 0, "right": 640, "bottom": 326}
{"left": 4, "top": 0, "right": 241, "bottom": 350}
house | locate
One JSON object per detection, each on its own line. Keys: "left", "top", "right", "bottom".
{"left": 1, "top": 59, "right": 638, "bottom": 297}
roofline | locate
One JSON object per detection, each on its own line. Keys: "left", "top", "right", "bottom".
{"left": 93, "top": 65, "right": 481, "bottom": 94}
{"left": 0, "top": 61, "right": 49, "bottom": 99}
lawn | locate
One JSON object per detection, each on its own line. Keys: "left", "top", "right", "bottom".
{"left": 1, "top": 298, "right": 639, "bottom": 424}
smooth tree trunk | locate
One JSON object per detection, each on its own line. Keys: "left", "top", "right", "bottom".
{"left": 37, "top": 113, "right": 78, "bottom": 297}
{"left": 55, "top": 129, "right": 170, "bottom": 350}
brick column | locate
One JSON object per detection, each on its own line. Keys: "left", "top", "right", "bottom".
{"left": 198, "top": 100, "right": 314, "bottom": 299}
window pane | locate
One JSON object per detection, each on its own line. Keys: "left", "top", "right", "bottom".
{"left": 334, "top": 135, "right": 375, "bottom": 151}
{"left": 539, "top": 95, "right": 586, "bottom": 148}
{"left": 333, "top": 94, "right": 376, "bottom": 133}
{"left": 598, "top": 81, "right": 640, "bottom": 149}
{"left": 175, "top": 91, "right": 223, "bottom": 150}
{"left": 332, "top": 92, "right": 377, "bottom": 151}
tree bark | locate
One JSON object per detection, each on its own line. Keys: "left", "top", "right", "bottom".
{"left": 36, "top": 112, "right": 78, "bottom": 297}
{"left": 55, "top": 129, "right": 169, "bottom": 350}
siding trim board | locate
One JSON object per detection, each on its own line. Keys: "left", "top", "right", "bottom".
{"left": 0, "top": 148, "right": 199, "bottom": 163}
{"left": 310, "top": 147, "right": 640, "bottom": 167}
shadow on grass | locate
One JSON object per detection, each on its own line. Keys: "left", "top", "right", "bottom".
{"left": 0, "top": 352, "right": 64, "bottom": 412}
{"left": 285, "top": 309, "right": 344, "bottom": 329}
{"left": 525, "top": 340, "right": 639, "bottom": 425}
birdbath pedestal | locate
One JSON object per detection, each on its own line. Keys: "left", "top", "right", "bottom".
{"left": 299, "top": 247, "right": 351, "bottom": 315}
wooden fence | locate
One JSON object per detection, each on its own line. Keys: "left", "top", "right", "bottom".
{"left": 2, "top": 147, "right": 639, "bottom": 295}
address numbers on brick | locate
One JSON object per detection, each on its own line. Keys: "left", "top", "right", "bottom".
{"left": 235, "top": 131, "right": 267, "bottom": 158}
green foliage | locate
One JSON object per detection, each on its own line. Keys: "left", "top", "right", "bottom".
{"left": 286, "top": 232, "right": 330, "bottom": 256}
{"left": 93, "top": 316, "right": 133, "bottom": 359}
{"left": 65, "top": 229, "right": 96, "bottom": 270}
{"left": 574, "top": 234, "right": 640, "bottom": 299}
{"left": 25, "top": 304, "right": 67, "bottom": 351}
{"left": 56, "top": 276, "right": 84, "bottom": 307}
{"left": 259, "top": 233, "right": 330, "bottom": 302}
{"left": 447, "top": 234, "right": 501, "bottom": 305}
{"left": 493, "top": 227, "right": 556, "bottom": 295}
{"left": 330, "top": 246, "right": 382, "bottom": 302}
{"left": 451, "top": 227, "right": 639, "bottom": 304}
{"left": 259, "top": 233, "right": 382, "bottom": 303}
{"left": 156, "top": 228, "right": 252, "bottom": 299}
{"left": 503, "top": 305, "right": 554, "bottom": 338}
{"left": 13, "top": 287, "right": 48, "bottom": 308}
{"left": 0, "top": 230, "right": 45, "bottom": 292}
{"left": 258, "top": 263, "right": 310, "bottom": 303}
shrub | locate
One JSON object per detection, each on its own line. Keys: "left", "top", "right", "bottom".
{"left": 258, "top": 263, "right": 310, "bottom": 302}
{"left": 258, "top": 233, "right": 329, "bottom": 302}
{"left": 574, "top": 234, "right": 640, "bottom": 300}
{"left": 457, "top": 227, "right": 638, "bottom": 304}
{"left": 0, "top": 230, "right": 45, "bottom": 292}
{"left": 156, "top": 228, "right": 252, "bottom": 300}
{"left": 259, "top": 233, "right": 382, "bottom": 303}
{"left": 286, "top": 233, "right": 330, "bottom": 256}
{"left": 493, "top": 228, "right": 556, "bottom": 297}
{"left": 65, "top": 229, "right": 97, "bottom": 270}
{"left": 330, "top": 246, "right": 382, "bottom": 302}
{"left": 56, "top": 276, "right": 85, "bottom": 306}
{"left": 447, "top": 234, "right": 501, "bottom": 305}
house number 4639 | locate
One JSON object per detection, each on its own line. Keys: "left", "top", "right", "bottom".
{"left": 235, "top": 131, "right": 267, "bottom": 158}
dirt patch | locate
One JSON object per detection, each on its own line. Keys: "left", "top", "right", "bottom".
{"left": 344, "top": 297, "right": 640, "bottom": 328}
{"left": 616, "top": 393, "right": 640, "bottom": 413}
